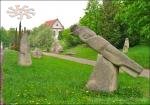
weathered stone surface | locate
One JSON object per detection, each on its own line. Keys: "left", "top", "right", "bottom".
{"left": 86, "top": 55, "right": 118, "bottom": 92}
{"left": 19, "top": 29, "right": 32, "bottom": 66}
{"left": 51, "top": 40, "right": 63, "bottom": 54}
{"left": 123, "top": 38, "right": 129, "bottom": 53}
{"left": 70, "top": 25, "right": 143, "bottom": 77}
{"left": 70, "top": 25, "right": 144, "bottom": 92}
{"left": 32, "top": 48, "right": 42, "bottom": 58}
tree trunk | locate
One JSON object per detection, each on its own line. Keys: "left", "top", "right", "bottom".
{"left": 18, "top": 21, "right": 22, "bottom": 51}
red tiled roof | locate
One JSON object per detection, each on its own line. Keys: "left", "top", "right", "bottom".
{"left": 45, "top": 19, "right": 58, "bottom": 27}
{"left": 44, "top": 18, "right": 64, "bottom": 29}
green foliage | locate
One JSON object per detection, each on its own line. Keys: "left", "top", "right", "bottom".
{"left": 100, "top": 0, "right": 123, "bottom": 48}
{"left": 80, "top": 0, "right": 101, "bottom": 34}
{"left": 29, "top": 25, "right": 53, "bottom": 51}
{"left": 115, "top": 0, "right": 150, "bottom": 40}
{"left": 59, "top": 28, "right": 81, "bottom": 49}
{"left": 0, "top": 27, "right": 10, "bottom": 47}
{"left": 0, "top": 27, "right": 19, "bottom": 49}
{"left": 7, "top": 28, "right": 18, "bottom": 50}
{"left": 7, "top": 28, "right": 16, "bottom": 44}
{"left": 79, "top": 0, "right": 150, "bottom": 48}
{"left": 3, "top": 50, "right": 149, "bottom": 104}
{"left": 0, "top": 27, "right": 16, "bottom": 47}
{"left": 79, "top": 0, "right": 124, "bottom": 48}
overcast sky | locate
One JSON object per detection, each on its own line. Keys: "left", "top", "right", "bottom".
{"left": 1, "top": 0, "right": 88, "bottom": 30}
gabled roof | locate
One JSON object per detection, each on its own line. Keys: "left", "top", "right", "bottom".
{"left": 45, "top": 18, "right": 64, "bottom": 29}
{"left": 45, "top": 19, "right": 57, "bottom": 27}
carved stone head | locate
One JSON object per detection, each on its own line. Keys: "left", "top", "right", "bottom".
{"left": 70, "top": 25, "right": 96, "bottom": 42}
{"left": 70, "top": 24, "right": 80, "bottom": 36}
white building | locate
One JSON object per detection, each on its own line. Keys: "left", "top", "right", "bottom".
{"left": 45, "top": 18, "right": 64, "bottom": 40}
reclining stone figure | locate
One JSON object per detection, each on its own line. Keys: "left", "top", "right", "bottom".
{"left": 70, "top": 25, "right": 143, "bottom": 92}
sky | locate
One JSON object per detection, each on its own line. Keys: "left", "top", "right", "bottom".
{"left": 1, "top": 0, "right": 88, "bottom": 30}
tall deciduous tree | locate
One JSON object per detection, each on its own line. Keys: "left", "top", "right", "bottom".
{"left": 80, "top": 0, "right": 122, "bottom": 48}
{"left": 116, "top": 0, "right": 150, "bottom": 40}
{"left": 80, "top": 0, "right": 149, "bottom": 48}
{"left": 100, "top": 0, "right": 122, "bottom": 48}
{"left": 80, "top": 0, "right": 101, "bottom": 34}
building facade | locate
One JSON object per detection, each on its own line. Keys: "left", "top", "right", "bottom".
{"left": 45, "top": 18, "right": 64, "bottom": 40}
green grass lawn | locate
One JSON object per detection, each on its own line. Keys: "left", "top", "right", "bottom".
{"left": 2, "top": 50, "right": 150, "bottom": 104}
{"left": 62, "top": 44, "right": 98, "bottom": 60}
{"left": 127, "top": 44, "right": 150, "bottom": 69}
{"left": 62, "top": 44, "right": 150, "bottom": 69}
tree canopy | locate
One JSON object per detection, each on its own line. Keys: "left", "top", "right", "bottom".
{"left": 115, "top": 0, "right": 150, "bottom": 39}
{"left": 0, "top": 27, "right": 16, "bottom": 47}
{"left": 79, "top": 0, "right": 150, "bottom": 48}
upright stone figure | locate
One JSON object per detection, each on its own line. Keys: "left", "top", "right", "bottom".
{"left": 70, "top": 25, "right": 143, "bottom": 92}
{"left": 123, "top": 38, "right": 129, "bottom": 53}
{"left": 51, "top": 40, "right": 63, "bottom": 54}
{"left": 19, "top": 28, "right": 32, "bottom": 66}
{"left": 32, "top": 48, "right": 42, "bottom": 58}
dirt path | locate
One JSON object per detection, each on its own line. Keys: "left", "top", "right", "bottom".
{"left": 43, "top": 52, "right": 149, "bottom": 78}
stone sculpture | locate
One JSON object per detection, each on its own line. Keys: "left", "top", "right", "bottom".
{"left": 51, "top": 40, "right": 63, "bottom": 54}
{"left": 32, "top": 48, "right": 42, "bottom": 58}
{"left": 18, "top": 28, "right": 32, "bottom": 66}
{"left": 123, "top": 38, "right": 129, "bottom": 53}
{"left": 70, "top": 25, "right": 143, "bottom": 92}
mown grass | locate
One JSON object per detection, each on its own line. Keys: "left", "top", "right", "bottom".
{"left": 2, "top": 50, "right": 150, "bottom": 104}
{"left": 63, "top": 44, "right": 150, "bottom": 69}
{"left": 62, "top": 44, "right": 98, "bottom": 60}
{"left": 127, "top": 44, "right": 150, "bottom": 69}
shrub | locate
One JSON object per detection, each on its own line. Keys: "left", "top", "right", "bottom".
{"left": 29, "top": 25, "right": 53, "bottom": 51}
{"left": 59, "top": 28, "right": 82, "bottom": 49}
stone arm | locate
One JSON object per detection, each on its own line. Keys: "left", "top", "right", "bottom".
{"left": 70, "top": 25, "right": 143, "bottom": 77}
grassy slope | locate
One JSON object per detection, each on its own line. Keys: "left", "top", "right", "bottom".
{"left": 63, "top": 44, "right": 150, "bottom": 68}
{"left": 62, "top": 44, "right": 98, "bottom": 60}
{"left": 3, "top": 50, "right": 150, "bottom": 104}
{"left": 127, "top": 45, "right": 150, "bottom": 69}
